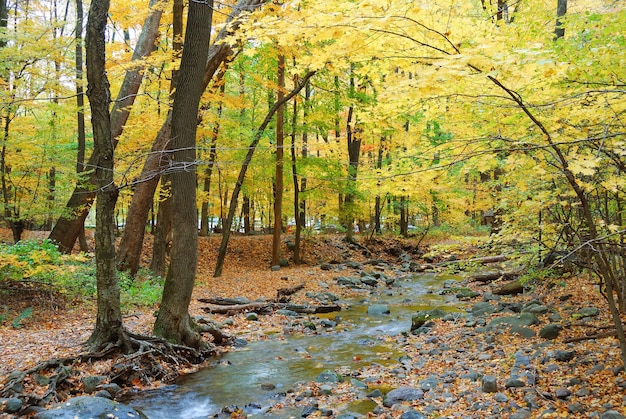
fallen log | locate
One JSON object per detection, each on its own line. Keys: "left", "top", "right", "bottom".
{"left": 276, "top": 284, "right": 304, "bottom": 303}
{"left": 432, "top": 254, "right": 510, "bottom": 267}
{"left": 200, "top": 301, "right": 342, "bottom": 315}
{"left": 202, "top": 301, "right": 275, "bottom": 315}
{"left": 197, "top": 296, "right": 251, "bottom": 306}
{"left": 470, "top": 269, "right": 522, "bottom": 283}
{"left": 284, "top": 304, "right": 342, "bottom": 314}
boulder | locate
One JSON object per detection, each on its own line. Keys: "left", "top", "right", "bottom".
{"left": 34, "top": 396, "right": 147, "bottom": 419}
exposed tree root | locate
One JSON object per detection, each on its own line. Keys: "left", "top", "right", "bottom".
{"left": 0, "top": 330, "right": 220, "bottom": 415}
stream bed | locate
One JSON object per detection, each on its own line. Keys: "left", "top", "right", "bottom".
{"left": 126, "top": 272, "right": 464, "bottom": 418}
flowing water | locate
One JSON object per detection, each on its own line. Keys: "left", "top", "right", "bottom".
{"left": 126, "top": 272, "right": 463, "bottom": 418}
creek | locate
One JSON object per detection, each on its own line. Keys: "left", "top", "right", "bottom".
{"left": 126, "top": 272, "right": 463, "bottom": 418}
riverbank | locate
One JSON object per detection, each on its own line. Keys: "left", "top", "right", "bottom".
{"left": 1, "top": 233, "right": 625, "bottom": 418}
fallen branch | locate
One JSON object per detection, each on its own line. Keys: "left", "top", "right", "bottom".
{"left": 277, "top": 283, "right": 305, "bottom": 299}
{"left": 564, "top": 330, "right": 618, "bottom": 343}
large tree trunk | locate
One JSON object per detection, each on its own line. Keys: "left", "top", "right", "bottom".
{"left": 84, "top": 0, "right": 125, "bottom": 351}
{"left": 153, "top": 0, "right": 213, "bottom": 348}
{"left": 115, "top": 0, "right": 264, "bottom": 273}
{"left": 48, "top": 0, "right": 167, "bottom": 253}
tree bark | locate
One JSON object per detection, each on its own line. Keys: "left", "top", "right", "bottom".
{"left": 153, "top": 0, "right": 213, "bottom": 348}
{"left": 48, "top": 0, "right": 167, "bottom": 253}
{"left": 84, "top": 0, "right": 125, "bottom": 351}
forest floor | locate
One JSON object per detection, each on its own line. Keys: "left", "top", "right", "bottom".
{"left": 1, "top": 230, "right": 625, "bottom": 418}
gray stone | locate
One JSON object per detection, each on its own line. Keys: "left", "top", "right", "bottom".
{"left": 367, "top": 304, "right": 390, "bottom": 315}
{"left": 82, "top": 375, "right": 107, "bottom": 394}
{"left": 383, "top": 387, "right": 424, "bottom": 407}
{"left": 577, "top": 307, "right": 600, "bottom": 318}
{"left": 360, "top": 276, "right": 379, "bottom": 286}
{"left": 540, "top": 323, "right": 563, "bottom": 339}
{"left": 246, "top": 312, "right": 259, "bottom": 321}
{"left": 523, "top": 304, "right": 550, "bottom": 315}
{"left": 600, "top": 411, "right": 625, "bottom": 419}
{"left": 510, "top": 409, "right": 532, "bottom": 419}
{"left": 512, "top": 325, "right": 536, "bottom": 338}
{"left": 336, "top": 276, "right": 362, "bottom": 287}
{"left": 400, "top": 411, "right": 427, "bottom": 419}
{"left": 34, "top": 396, "right": 147, "bottom": 419}
{"left": 470, "top": 302, "right": 496, "bottom": 316}
{"left": 555, "top": 387, "right": 571, "bottom": 399}
{"left": 494, "top": 392, "right": 508, "bottom": 402}
{"left": 366, "top": 389, "right": 383, "bottom": 398}
{"left": 350, "top": 378, "right": 368, "bottom": 389}
{"left": 505, "top": 378, "right": 526, "bottom": 388}
{"left": 1, "top": 398, "right": 22, "bottom": 414}
{"left": 481, "top": 375, "right": 498, "bottom": 393}
{"left": 554, "top": 350, "right": 576, "bottom": 362}
{"left": 488, "top": 312, "right": 540, "bottom": 328}
{"left": 419, "top": 377, "right": 439, "bottom": 391}
{"left": 316, "top": 370, "right": 342, "bottom": 383}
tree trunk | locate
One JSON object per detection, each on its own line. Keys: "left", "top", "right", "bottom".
{"left": 115, "top": 0, "right": 264, "bottom": 272}
{"left": 48, "top": 0, "right": 167, "bottom": 253}
{"left": 242, "top": 195, "right": 251, "bottom": 234}
{"left": 84, "top": 0, "right": 126, "bottom": 351}
{"left": 214, "top": 71, "right": 316, "bottom": 277}
{"left": 554, "top": 0, "right": 567, "bottom": 40}
{"left": 75, "top": 0, "right": 89, "bottom": 252}
{"left": 153, "top": 0, "right": 213, "bottom": 348}
{"left": 290, "top": 76, "right": 307, "bottom": 264}
{"left": 272, "top": 54, "right": 285, "bottom": 267}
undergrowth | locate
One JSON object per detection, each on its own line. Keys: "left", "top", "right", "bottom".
{"left": 0, "top": 240, "right": 163, "bottom": 325}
